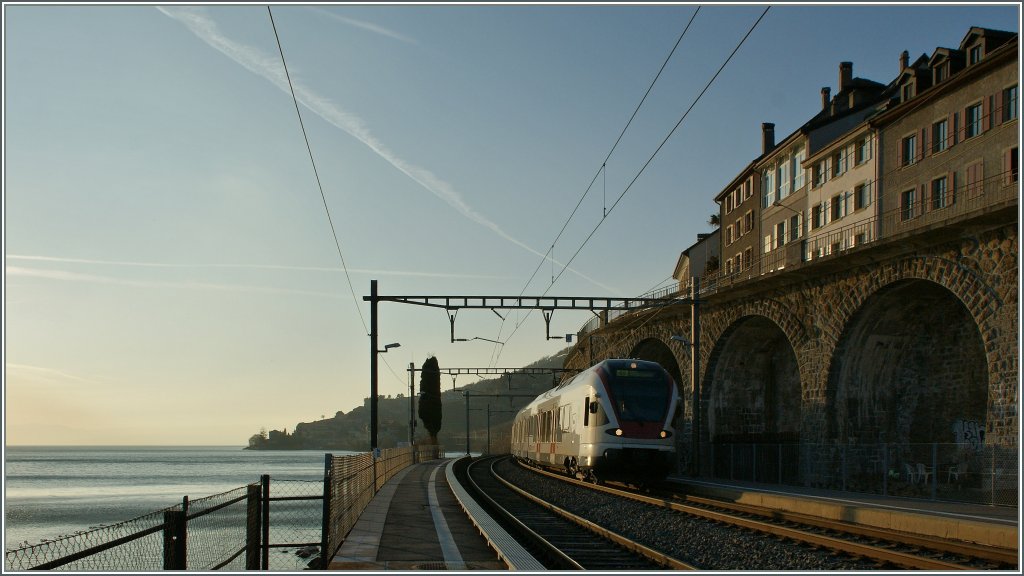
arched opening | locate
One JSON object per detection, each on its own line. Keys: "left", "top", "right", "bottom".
{"left": 704, "top": 316, "right": 800, "bottom": 483}
{"left": 629, "top": 337, "right": 684, "bottom": 390}
{"left": 825, "top": 279, "right": 987, "bottom": 494}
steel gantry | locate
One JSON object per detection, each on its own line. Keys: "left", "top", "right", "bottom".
{"left": 364, "top": 279, "right": 689, "bottom": 451}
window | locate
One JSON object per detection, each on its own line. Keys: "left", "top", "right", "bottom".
{"left": 901, "top": 189, "right": 916, "bottom": 221}
{"left": 725, "top": 257, "right": 734, "bottom": 275}
{"left": 855, "top": 137, "right": 870, "bottom": 165}
{"left": 932, "top": 119, "right": 948, "bottom": 153}
{"left": 775, "top": 221, "right": 786, "bottom": 249}
{"left": 735, "top": 219, "right": 742, "bottom": 238}
{"left": 969, "top": 45, "right": 981, "bottom": 65}
{"left": 792, "top": 146, "right": 806, "bottom": 190}
{"left": 902, "top": 134, "right": 917, "bottom": 166}
{"left": 966, "top": 161, "right": 985, "bottom": 197}
{"left": 811, "top": 204, "right": 823, "bottom": 230}
{"left": 854, "top": 182, "right": 870, "bottom": 210}
{"left": 763, "top": 235, "right": 772, "bottom": 255}
{"left": 789, "top": 214, "right": 801, "bottom": 243}
{"left": 832, "top": 149, "right": 846, "bottom": 177}
{"left": 831, "top": 193, "right": 845, "bottom": 221}
{"left": 966, "top": 103, "right": 982, "bottom": 138}
{"left": 743, "top": 247, "right": 752, "bottom": 270}
{"left": 725, "top": 224, "right": 733, "bottom": 245}
{"left": 931, "top": 176, "right": 949, "bottom": 210}
{"left": 934, "top": 63, "right": 947, "bottom": 83}
{"left": 743, "top": 210, "right": 753, "bottom": 234}
{"left": 902, "top": 83, "right": 914, "bottom": 102}
{"left": 1003, "top": 85, "right": 1018, "bottom": 122}
{"left": 813, "top": 162, "right": 826, "bottom": 187}
{"left": 762, "top": 169, "right": 775, "bottom": 208}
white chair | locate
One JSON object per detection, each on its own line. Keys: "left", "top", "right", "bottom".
{"left": 903, "top": 462, "right": 918, "bottom": 483}
{"left": 916, "top": 463, "right": 932, "bottom": 485}
{"left": 947, "top": 461, "right": 967, "bottom": 483}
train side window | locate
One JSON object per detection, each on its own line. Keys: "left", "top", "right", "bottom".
{"left": 583, "top": 397, "right": 590, "bottom": 427}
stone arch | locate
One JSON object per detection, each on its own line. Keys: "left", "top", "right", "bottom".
{"left": 629, "top": 337, "right": 684, "bottom": 390}
{"left": 702, "top": 314, "right": 801, "bottom": 482}
{"left": 825, "top": 278, "right": 988, "bottom": 482}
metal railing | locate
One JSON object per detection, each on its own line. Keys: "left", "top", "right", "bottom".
{"left": 686, "top": 171, "right": 1016, "bottom": 300}
{"left": 5, "top": 444, "right": 446, "bottom": 571}
{"left": 705, "top": 441, "right": 1018, "bottom": 507}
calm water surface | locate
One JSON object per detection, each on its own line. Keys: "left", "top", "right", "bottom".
{"left": 4, "top": 446, "right": 335, "bottom": 551}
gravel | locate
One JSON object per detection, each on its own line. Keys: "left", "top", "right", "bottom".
{"left": 494, "top": 458, "right": 882, "bottom": 571}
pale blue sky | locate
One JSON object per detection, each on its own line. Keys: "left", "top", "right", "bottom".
{"left": 4, "top": 3, "right": 1019, "bottom": 445}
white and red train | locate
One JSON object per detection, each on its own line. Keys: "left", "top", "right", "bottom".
{"left": 510, "top": 359, "right": 681, "bottom": 482}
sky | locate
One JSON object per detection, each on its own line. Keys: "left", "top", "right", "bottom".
{"left": 3, "top": 3, "right": 1019, "bottom": 446}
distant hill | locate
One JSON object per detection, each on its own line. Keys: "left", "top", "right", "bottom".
{"left": 246, "top": 349, "right": 570, "bottom": 452}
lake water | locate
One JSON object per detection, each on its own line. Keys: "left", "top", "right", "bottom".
{"left": 4, "top": 446, "right": 337, "bottom": 569}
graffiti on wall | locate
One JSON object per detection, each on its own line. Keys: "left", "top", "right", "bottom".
{"left": 952, "top": 419, "right": 984, "bottom": 451}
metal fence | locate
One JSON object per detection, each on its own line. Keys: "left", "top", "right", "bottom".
{"left": 706, "top": 442, "right": 1018, "bottom": 507}
{"left": 5, "top": 445, "right": 445, "bottom": 571}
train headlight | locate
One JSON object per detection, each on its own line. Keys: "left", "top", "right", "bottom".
{"left": 660, "top": 430, "right": 672, "bottom": 438}
{"left": 614, "top": 428, "right": 623, "bottom": 436}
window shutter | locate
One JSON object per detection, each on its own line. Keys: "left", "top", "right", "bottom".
{"left": 923, "top": 125, "right": 932, "bottom": 157}
{"left": 919, "top": 183, "right": 927, "bottom": 215}
{"left": 996, "top": 91, "right": 1005, "bottom": 126}
{"left": 1005, "top": 149, "right": 1014, "bottom": 186}
{"left": 948, "top": 112, "right": 956, "bottom": 147}
{"left": 983, "top": 96, "right": 992, "bottom": 132}
{"left": 920, "top": 128, "right": 928, "bottom": 159}
{"left": 898, "top": 138, "right": 905, "bottom": 166}
{"left": 949, "top": 171, "right": 956, "bottom": 204}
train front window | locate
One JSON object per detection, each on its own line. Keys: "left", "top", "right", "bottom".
{"left": 608, "top": 369, "right": 670, "bottom": 422}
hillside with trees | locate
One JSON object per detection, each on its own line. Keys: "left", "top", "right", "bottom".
{"left": 246, "top": 349, "right": 569, "bottom": 452}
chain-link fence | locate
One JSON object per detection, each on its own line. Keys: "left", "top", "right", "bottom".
{"left": 706, "top": 442, "right": 1018, "bottom": 506}
{"left": 6, "top": 445, "right": 447, "bottom": 571}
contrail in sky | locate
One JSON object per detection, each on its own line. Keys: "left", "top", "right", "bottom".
{"left": 6, "top": 363, "right": 101, "bottom": 386}
{"left": 6, "top": 266, "right": 344, "bottom": 298}
{"left": 309, "top": 7, "right": 418, "bottom": 44}
{"left": 6, "top": 254, "right": 514, "bottom": 280}
{"left": 156, "top": 6, "right": 616, "bottom": 294}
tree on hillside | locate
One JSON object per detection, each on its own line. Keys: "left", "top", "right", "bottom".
{"left": 418, "top": 356, "right": 443, "bottom": 444}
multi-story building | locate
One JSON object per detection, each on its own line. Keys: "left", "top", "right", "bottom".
{"left": 674, "top": 230, "right": 720, "bottom": 293}
{"left": 871, "top": 27, "right": 1018, "bottom": 239}
{"left": 713, "top": 148, "right": 762, "bottom": 280}
{"left": 760, "top": 62, "right": 890, "bottom": 273}
{"left": 803, "top": 63, "right": 894, "bottom": 260}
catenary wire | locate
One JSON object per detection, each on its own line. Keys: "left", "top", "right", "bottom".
{"left": 486, "top": 6, "right": 702, "bottom": 367}
{"left": 493, "top": 6, "right": 770, "bottom": 365}
{"left": 267, "top": 8, "right": 406, "bottom": 387}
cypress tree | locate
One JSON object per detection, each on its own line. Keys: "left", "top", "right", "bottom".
{"left": 418, "top": 356, "right": 443, "bottom": 444}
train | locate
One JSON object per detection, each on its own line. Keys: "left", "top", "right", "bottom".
{"left": 510, "top": 358, "right": 682, "bottom": 483}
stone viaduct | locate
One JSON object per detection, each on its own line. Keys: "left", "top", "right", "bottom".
{"left": 564, "top": 205, "right": 1016, "bottom": 495}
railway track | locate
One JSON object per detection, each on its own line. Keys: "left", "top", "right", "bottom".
{"left": 460, "top": 456, "right": 692, "bottom": 570}
{"left": 511, "top": 459, "right": 1016, "bottom": 570}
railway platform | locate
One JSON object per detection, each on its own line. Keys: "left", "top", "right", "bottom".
{"left": 328, "top": 458, "right": 537, "bottom": 571}
{"left": 673, "top": 476, "right": 1019, "bottom": 550}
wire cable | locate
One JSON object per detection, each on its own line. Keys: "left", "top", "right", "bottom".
{"left": 493, "top": 7, "right": 769, "bottom": 365}
{"left": 487, "top": 6, "right": 702, "bottom": 367}
{"left": 267, "top": 6, "right": 368, "bottom": 334}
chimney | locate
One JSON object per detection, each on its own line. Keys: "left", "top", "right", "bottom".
{"left": 839, "top": 62, "right": 853, "bottom": 92}
{"left": 761, "top": 122, "right": 775, "bottom": 155}
{"left": 821, "top": 87, "right": 831, "bottom": 110}
{"left": 900, "top": 50, "right": 909, "bottom": 71}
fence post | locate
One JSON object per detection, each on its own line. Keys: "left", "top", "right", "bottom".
{"left": 162, "top": 496, "right": 187, "bottom": 570}
{"left": 930, "top": 443, "right": 938, "bottom": 500}
{"left": 882, "top": 444, "right": 888, "bottom": 496}
{"left": 261, "top": 474, "right": 270, "bottom": 571}
{"left": 245, "top": 484, "right": 261, "bottom": 570}
{"left": 320, "top": 454, "right": 333, "bottom": 570}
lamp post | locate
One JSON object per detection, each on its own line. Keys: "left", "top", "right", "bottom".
{"left": 369, "top": 279, "right": 399, "bottom": 452}
{"left": 671, "top": 276, "right": 700, "bottom": 476}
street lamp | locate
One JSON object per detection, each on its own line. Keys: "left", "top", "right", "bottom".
{"left": 379, "top": 342, "right": 401, "bottom": 353}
